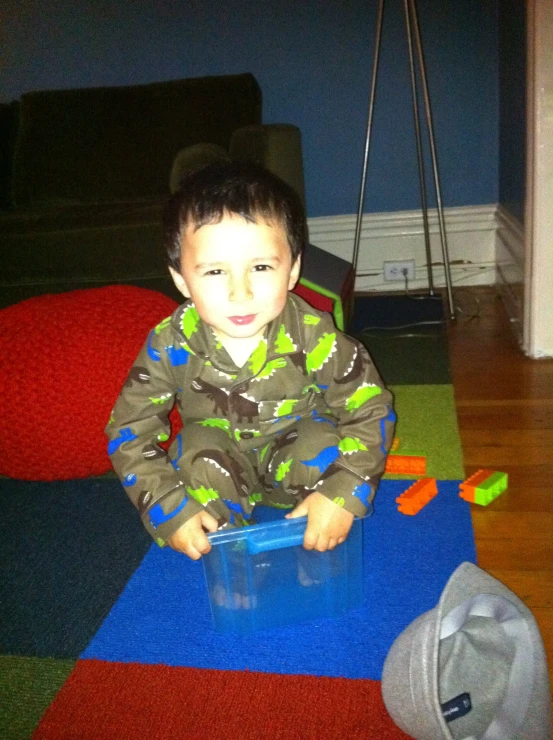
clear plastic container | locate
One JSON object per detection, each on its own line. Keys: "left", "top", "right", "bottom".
{"left": 202, "top": 516, "right": 363, "bottom": 633}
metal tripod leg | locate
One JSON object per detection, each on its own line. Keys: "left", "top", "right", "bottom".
{"left": 352, "top": 0, "right": 384, "bottom": 274}
{"left": 403, "top": 0, "right": 434, "bottom": 295}
{"left": 409, "top": 0, "right": 456, "bottom": 319}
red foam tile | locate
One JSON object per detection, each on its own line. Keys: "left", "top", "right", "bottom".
{"left": 34, "top": 659, "right": 410, "bottom": 739}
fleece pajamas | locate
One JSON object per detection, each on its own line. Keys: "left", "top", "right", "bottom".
{"left": 106, "top": 294, "right": 395, "bottom": 546}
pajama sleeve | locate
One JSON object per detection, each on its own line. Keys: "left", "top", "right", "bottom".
{"left": 308, "top": 313, "right": 396, "bottom": 517}
{"left": 105, "top": 323, "right": 203, "bottom": 545}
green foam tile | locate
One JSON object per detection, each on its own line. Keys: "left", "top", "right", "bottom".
{"left": 0, "top": 655, "right": 74, "bottom": 739}
{"left": 385, "top": 384, "right": 464, "bottom": 481}
{"left": 358, "top": 329, "right": 451, "bottom": 386}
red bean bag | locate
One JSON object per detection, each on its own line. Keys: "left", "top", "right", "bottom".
{"left": 0, "top": 286, "right": 180, "bottom": 480}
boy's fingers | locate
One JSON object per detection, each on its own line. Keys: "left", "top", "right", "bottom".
{"left": 303, "top": 523, "right": 321, "bottom": 550}
{"left": 200, "top": 510, "right": 220, "bottom": 533}
{"left": 184, "top": 545, "right": 203, "bottom": 561}
{"left": 313, "top": 535, "right": 334, "bottom": 552}
{"left": 183, "top": 534, "right": 211, "bottom": 560}
{"left": 285, "top": 499, "right": 309, "bottom": 519}
{"left": 193, "top": 530, "right": 212, "bottom": 555}
{"left": 305, "top": 531, "right": 343, "bottom": 552}
{"left": 168, "top": 516, "right": 214, "bottom": 559}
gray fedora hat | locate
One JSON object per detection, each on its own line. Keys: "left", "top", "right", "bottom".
{"left": 382, "top": 562, "right": 551, "bottom": 739}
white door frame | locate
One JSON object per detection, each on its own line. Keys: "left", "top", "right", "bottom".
{"left": 524, "top": 0, "right": 553, "bottom": 358}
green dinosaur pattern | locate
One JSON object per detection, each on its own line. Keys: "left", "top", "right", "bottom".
{"left": 333, "top": 496, "right": 346, "bottom": 507}
{"left": 248, "top": 492, "right": 263, "bottom": 505}
{"left": 186, "top": 485, "right": 219, "bottom": 505}
{"left": 248, "top": 338, "right": 268, "bottom": 375}
{"left": 345, "top": 382, "right": 382, "bottom": 412}
{"left": 275, "top": 324, "right": 297, "bottom": 353}
{"left": 197, "top": 418, "right": 232, "bottom": 437}
{"left": 157, "top": 432, "right": 170, "bottom": 442}
{"left": 274, "top": 399, "right": 299, "bottom": 417}
{"left": 155, "top": 316, "right": 172, "bottom": 335}
{"left": 180, "top": 305, "right": 200, "bottom": 337}
{"left": 306, "top": 332, "right": 337, "bottom": 374}
{"left": 149, "top": 393, "right": 172, "bottom": 405}
{"left": 302, "top": 382, "right": 323, "bottom": 395}
{"left": 275, "top": 458, "right": 293, "bottom": 481}
{"left": 253, "top": 357, "right": 287, "bottom": 381}
{"left": 303, "top": 314, "right": 321, "bottom": 325}
{"left": 259, "top": 443, "right": 271, "bottom": 463}
{"left": 338, "top": 436, "right": 368, "bottom": 454}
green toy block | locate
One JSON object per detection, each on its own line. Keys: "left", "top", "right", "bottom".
{"left": 472, "top": 471, "right": 508, "bottom": 506}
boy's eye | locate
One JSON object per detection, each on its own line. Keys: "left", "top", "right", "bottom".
{"left": 205, "top": 269, "right": 224, "bottom": 276}
{"left": 253, "top": 264, "right": 272, "bottom": 272}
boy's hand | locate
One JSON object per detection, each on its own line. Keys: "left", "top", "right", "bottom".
{"left": 168, "top": 510, "right": 219, "bottom": 560}
{"left": 285, "top": 492, "right": 354, "bottom": 552}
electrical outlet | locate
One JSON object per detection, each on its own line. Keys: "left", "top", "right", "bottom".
{"left": 383, "top": 259, "right": 416, "bottom": 281}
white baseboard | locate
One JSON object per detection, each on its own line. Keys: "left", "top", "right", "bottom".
{"left": 307, "top": 204, "right": 499, "bottom": 292}
{"left": 495, "top": 205, "right": 525, "bottom": 343}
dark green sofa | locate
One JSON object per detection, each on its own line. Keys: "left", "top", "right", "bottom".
{"left": 0, "top": 73, "right": 305, "bottom": 308}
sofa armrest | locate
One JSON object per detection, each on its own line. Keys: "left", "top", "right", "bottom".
{"left": 229, "top": 123, "right": 306, "bottom": 207}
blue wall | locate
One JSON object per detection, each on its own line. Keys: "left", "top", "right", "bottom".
{"left": 1, "top": 0, "right": 499, "bottom": 218}
{"left": 498, "top": 0, "right": 526, "bottom": 224}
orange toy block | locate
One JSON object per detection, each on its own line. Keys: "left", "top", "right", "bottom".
{"left": 459, "top": 470, "right": 491, "bottom": 503}
{"left": 396, "top": 478, "right": 438, "bottom": 515}
{"left": 385, "top": 454, "right": 426, "bottom": 475}
{"left": 459, "top": 469, "right": 508, "bottom": 505}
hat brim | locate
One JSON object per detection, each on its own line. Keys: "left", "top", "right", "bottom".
{"left": 382, "top": 562, "right": 552, "bottom": 740}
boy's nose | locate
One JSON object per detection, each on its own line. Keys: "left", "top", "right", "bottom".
{"left": 228, "top": 275, "right": 253, "bottom": 303}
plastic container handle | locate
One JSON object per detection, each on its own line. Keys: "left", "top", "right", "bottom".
{"left": 247, "top": 522, "right": 306, "bottom": 554}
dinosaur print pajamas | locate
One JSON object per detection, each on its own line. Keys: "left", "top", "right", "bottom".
{"left": 106, "top": 294, "right": 395, "bottom": 546}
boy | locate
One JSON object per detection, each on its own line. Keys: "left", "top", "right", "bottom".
{"left": 106, "top": 161, "right": 395, "bottom": 561}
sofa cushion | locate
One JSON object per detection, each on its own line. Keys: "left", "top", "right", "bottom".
{"left": 12, "top": 74, "right": 262, "bottom": 206}
{"left": 0, "top": 286, "right": 179, "bottom": 480}
{"left": 169, "top": 143, "right": 231, "bottom": 194}
{"left": 0, "top": 200, "right": 167, "bottom": 287}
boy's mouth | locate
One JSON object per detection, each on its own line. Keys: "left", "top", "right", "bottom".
{"left": 228, "top": 314, "right": 256, "bottom": 325}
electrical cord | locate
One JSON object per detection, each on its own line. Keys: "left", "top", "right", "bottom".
{"left": 354, "top": 266, "right": 483, "bottom": 338}
{"left": 355, "top": 264, "right": 496, "bottom": 295}
{"left": 360, "top": 320, "right": 443, "bottom": 332}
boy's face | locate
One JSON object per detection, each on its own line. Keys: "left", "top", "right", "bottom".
{"left": 170, "top": 213, "right": 301, "bottom": 346}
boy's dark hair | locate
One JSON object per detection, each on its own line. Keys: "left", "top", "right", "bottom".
{"left": 163, "top": 160, "right": 307, "bottom": 271}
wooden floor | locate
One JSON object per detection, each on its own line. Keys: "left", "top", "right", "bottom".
{"left": 446, "top": 286, "right": 553, "bottom": 692}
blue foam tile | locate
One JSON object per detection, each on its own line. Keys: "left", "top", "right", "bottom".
{"left": 81, "top": 480, "right": 476, "bottom": 679}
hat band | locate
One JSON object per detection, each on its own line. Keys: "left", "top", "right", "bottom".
{"left": 440, "top": 593, "right": 534, "bottom": 740}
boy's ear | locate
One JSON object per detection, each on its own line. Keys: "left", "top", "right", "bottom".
{"left": 169, "top": 267, "right": 191, "bottom": 298}
{"left": 288, "top": 256, "right": 302, "bottom": 290}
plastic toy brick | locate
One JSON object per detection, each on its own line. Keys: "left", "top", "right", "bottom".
{"left": 459, "top": 470, "right": 508, "bottom": 506}
{"left": 396, "top": 478, "right": 438, "bottom": 515}
{"left": 385, "top": 453, "right": 426, "bottom": 475}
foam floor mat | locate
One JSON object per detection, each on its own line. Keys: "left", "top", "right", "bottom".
{"left": 82, "top": 481, "right": 475, "bottom": 679}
